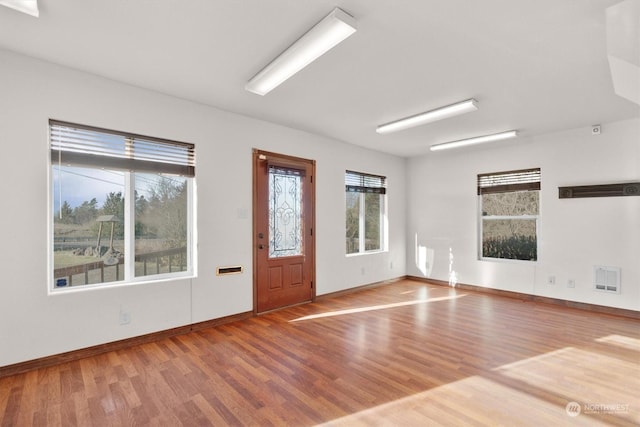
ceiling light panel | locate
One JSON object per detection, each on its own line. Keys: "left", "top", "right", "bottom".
{"left": 0, "top": 0, "right": 39, "bottom": 17}
{"left": 376, "top": 99, "right": 478, "bottom": 134}
{"left": 430, "top": 130, "right": 518, "bottom": 151}
{"left": 245, "top": 7, "right": 357, "bottom": 96}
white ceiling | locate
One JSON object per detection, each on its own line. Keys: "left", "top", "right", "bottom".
{"left": 1, "top": 0, "right": 638, "bottom": 157}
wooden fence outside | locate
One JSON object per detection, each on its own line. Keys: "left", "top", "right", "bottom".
{"left": 54, "top": 247, "right": 187, "bottom": 286}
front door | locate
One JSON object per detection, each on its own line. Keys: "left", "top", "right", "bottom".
{"left": 253, "top": 149, "right": 315, "bottom": 313}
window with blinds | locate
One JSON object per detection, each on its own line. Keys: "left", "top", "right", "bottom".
{"left": 345, "top": 170, "right": 387, "bottom": 255}
{"left": 478, "top": 168, "right": 540, "bottom": 261}
{"left": 50, "top": 120, "right": 195, "bottom": 290}
{"left": 478, "top": 168, "right": 540, "bottom": 194}
{"left": 50, "top": 120, "right": 195, "bottom": 176}
{"left": 345, "top": 170, "right": 386, "bottom": 194}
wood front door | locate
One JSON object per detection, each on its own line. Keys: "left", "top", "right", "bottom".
{"left": 253, "top": 150, "right": 315, "bottom": 313}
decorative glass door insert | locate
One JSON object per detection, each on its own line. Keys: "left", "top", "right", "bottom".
{"left": 268, "top": 166, "right": 303, "bottom": 258}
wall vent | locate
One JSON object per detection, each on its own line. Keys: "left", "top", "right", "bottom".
{"left": 593, "top": 266, "right": 621, "bottom": 294}
{"left": 217, "top": 265, "right": 243, "bottom": 276}
{"left": 558, "top": 182, "right": 640, "bottom": 199}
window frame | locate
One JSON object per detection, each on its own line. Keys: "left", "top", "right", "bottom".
{"left": 49, "top": 120, "right": 196, "bottom": 291}
{"left": 345, "top": 170, "right": 387, "bottom": 256}
{"left": 477, "top": 168, "right": 540, "bottom": 263}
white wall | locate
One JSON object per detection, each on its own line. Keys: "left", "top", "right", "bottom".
{"left": 407, "top": 118, "right": 640, "bottom": 311}
{"left": 3, "top": 44, "right": 635, "bottom": 368}
{"left": 0, "top": 49, "right": 406, "bottom": 367}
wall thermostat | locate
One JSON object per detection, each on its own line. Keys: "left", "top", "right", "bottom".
{"left": 592, "top": 125, "right": 601, "bottom": 135}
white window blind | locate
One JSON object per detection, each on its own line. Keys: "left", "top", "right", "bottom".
{"left": 478, "top": 168, "right": 540, "bottom": 195}
{"left": 345, "top": 170, "right": 386, "bottom": 194}
{"left": 50, "top": 120, "right": 195, "bottom": 177}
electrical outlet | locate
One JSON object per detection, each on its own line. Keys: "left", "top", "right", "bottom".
{"left": 567, "top": 279, "right": 576, "bottom": 288}
{"left": 119, "top": 309, "right": 131, "bottom": 325}
{"left": 548, "top": 276, "right": 556, "bottom": 285}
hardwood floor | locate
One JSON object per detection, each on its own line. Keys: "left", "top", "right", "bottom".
{"left": 1, "top": 279, "right": 638, "bottom": 426}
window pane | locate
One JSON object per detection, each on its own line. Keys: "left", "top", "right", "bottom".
{"left": 269, "top": 168, "right": 302, "bottom": 258}
{"left": 51, "top": 121, "right": 195, "bottom": 289}
{"left": 134, "top": 174, "right": 189, "bottom": 277}
{"left": 364, "top": 193, "right": 381, "bottom": 251}
{"left": 345, "top": 170, "right": 387, "bottom": 255}
{"left": 481, "top": 191, "right": 539, "bottom": 216}
{"left": 482, "top": 219, "right": 537, "bottom": 261}
{"left": 53, "top": 166, "right": 125, "bottom": 287}
{"left": 345, "top": 192, "right": 360, "bottom": 254}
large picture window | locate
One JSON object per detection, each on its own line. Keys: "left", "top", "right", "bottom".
{"left": 345, "top": 170, "right": 386, "bottom": 255}
{"left": 478, "top": 168, "right": 540, "bottom": 261}
{"left": 50, "top": 120, "right": 196, "bottom": 289}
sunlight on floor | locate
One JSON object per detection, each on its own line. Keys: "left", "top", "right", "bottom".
{"left": 290, "top": 294, "right": 467, "bottom": 322}
{"left": 317, "top": 338, "right": 640, "bottom": 426}
{"left": 494, "top": 343, "right": 639, "bottom": 424}
{"left": 319, "top": 375, "right": 566, "bottom": 426}
{"left": 595, "top": 334, "right": 640, "bottom": 351}
{"left": 494, "top": 346, "right": 576, "bottom": 370}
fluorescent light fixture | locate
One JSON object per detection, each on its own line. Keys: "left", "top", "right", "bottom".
{"left": 430, "top": 130, "right": 518, "bottom": 151}
{"left": 376, "top": 99, "right": 478, "bottom": 134}
{"left": 0, "top": 0, "right": 39, "bottom": 17}
{"left": 245, "top": 7, "right": 357, "bottom": 96}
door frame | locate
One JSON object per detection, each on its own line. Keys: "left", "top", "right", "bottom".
{"left": 252, "top": 149, "right": 316, "bottom": 314}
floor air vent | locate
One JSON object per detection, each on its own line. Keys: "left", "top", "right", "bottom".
{"left": 593, "top": 266, "right": 621, "bottom": 294}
